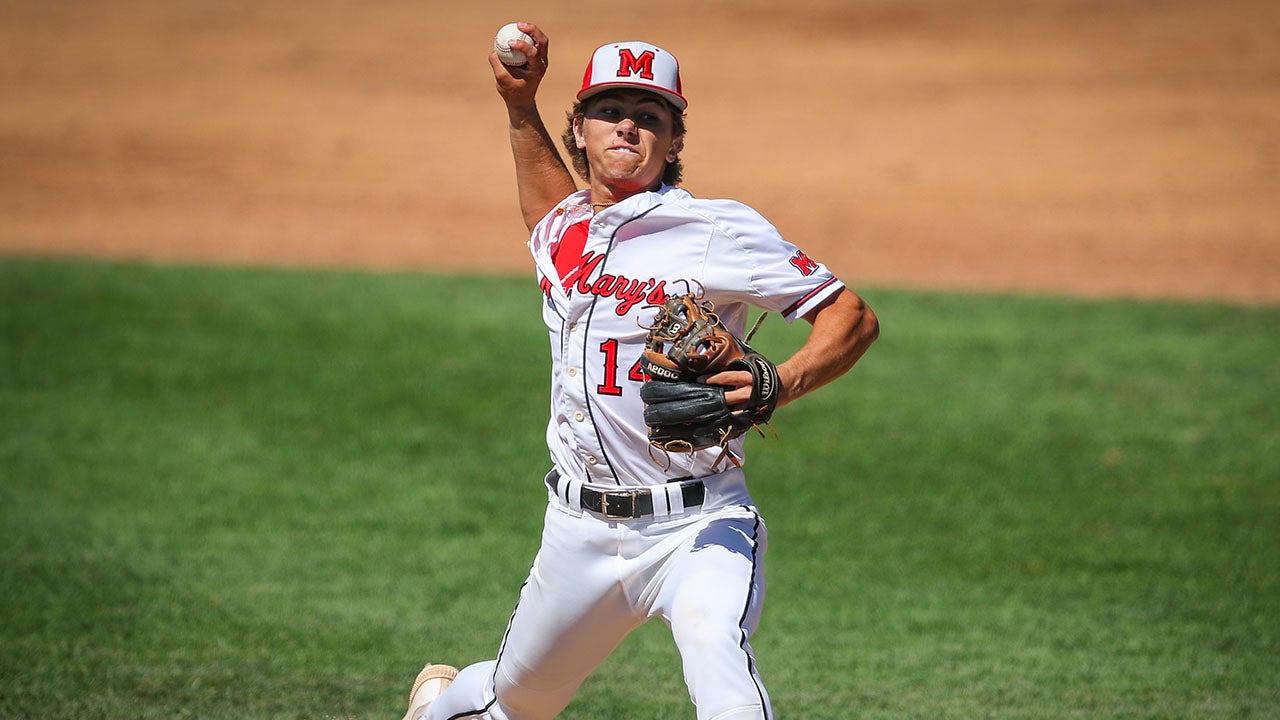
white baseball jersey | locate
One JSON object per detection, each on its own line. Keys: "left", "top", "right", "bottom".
{"left": 529, "top": 185, "right": 844, "bottom": 487}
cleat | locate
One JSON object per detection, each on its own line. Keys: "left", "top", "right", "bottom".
{"left": 402, "top": 663, "right": 459, "bottom": 720}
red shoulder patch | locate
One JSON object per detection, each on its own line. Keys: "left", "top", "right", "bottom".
{"left": 789, "top": 250, "right": 819, "bottom": 276}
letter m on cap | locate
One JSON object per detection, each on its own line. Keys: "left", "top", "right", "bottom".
{"left": 616, "top": 48, "right": 656, "bottom": 80}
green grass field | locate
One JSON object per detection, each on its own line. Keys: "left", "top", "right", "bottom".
{"left": 2, "top": 258, "right": 1277, "bottom": 719}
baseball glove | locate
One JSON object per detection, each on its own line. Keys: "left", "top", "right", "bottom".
{"left": 639, "top": 285, "right": 780, "bottom": 469}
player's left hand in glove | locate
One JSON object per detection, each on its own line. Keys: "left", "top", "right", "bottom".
{"left": 638, "top": 286, "right": 780, "bottom": 469}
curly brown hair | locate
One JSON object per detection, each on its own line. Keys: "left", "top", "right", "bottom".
{"left": 560, "top": 94, "right": 687, "bottom": 187}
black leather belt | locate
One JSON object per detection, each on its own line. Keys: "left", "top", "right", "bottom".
{"left": 547, "top": 470, "right": 705, "bottom": 519}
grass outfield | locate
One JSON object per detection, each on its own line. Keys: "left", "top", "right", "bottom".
{"left": 1, "top": 258, "right": 1277, "bottom": 719}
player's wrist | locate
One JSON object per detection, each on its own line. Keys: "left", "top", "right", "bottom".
{"left": 505, "top": 101, "right": 545, "bottom": 127}
{"left": 772, "top": 362, "right": 804, "bottom": 409}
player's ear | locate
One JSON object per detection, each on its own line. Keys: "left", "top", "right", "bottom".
{"left": 573, "top": 116, "right": 587, "bottom": 150}
{"left": 666, "top": 136, "right": 684, "bottom": 163}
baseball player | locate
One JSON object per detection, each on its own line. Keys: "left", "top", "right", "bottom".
{"left": 402, "top": 24, "right": 879, "bottom": 720}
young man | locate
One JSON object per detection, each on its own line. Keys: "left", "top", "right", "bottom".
{"left": 402, "top": 24, "right": 878, "bottom": 720}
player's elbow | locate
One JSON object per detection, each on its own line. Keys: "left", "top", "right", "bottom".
{"left": 838, "top": 290, "right": 879, "bottom": 353}
{"left": 856, "top": 300, "right": 880, "bottom": 347}
{"left": 832, "top": 294, "right": 878, "bottom": 376}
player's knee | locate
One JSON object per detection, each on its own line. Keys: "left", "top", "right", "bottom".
{"left": 671, "top": 607, "right": 746, "bottom": 659}
{"left": 494, "top": 664, "right": 578, "bottom": 719}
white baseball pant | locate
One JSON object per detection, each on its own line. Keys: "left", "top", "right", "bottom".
{"left": 420, "top": 469, "right": 772, "bottom": 720}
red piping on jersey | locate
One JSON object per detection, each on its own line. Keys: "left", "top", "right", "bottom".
{"left": 781, "top": 277, "right": 839, "bottom": 318}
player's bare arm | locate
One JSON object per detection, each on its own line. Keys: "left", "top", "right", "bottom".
{"left": 712, "top": 289, "right": 879, "bottom": 409}
{"left": 489, "top": 22, "right": 578, "bottom": 230}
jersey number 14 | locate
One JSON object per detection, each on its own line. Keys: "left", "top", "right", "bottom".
{"left": 597, "top": 339, "right": 647, "bottom": 396}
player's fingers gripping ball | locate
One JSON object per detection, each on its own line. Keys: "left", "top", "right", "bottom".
{"left": 494, "top": 23, "right": 535, "bottom": 66}
{"left": 639, "top": 284, "right": 780, "bottom": 468}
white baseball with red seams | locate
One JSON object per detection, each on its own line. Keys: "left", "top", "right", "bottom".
{"left": 493, "top": 23, "right": 533, "bottom": 66}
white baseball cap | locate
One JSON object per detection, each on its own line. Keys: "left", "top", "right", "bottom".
{"left": 577, "top": 41, "right": 687, "bottom": 111}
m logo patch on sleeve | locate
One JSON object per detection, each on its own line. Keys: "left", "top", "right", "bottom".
{"left": 788, "top": 250, "right": 819, "bottom": 276}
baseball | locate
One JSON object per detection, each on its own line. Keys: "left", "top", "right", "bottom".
{"left": 494, "top": 23, "right": 534, "bottom": 66}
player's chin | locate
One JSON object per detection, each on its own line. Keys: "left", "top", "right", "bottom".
{"left": 598, "top": 160, "right": 643, "bottom": 180}
{"left": 600, "top": 168, "right": 663, "bottom": 196}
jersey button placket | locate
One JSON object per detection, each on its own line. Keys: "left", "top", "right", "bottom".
{"left": 573, "top": 224, "right": 616, "bottom": 482}
{"left": 560, "top": 284, "right": 596, "bottom": 477}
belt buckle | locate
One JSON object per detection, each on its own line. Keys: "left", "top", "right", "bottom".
{"left": 600, "top": 489, "right": 638, "bottom": 519}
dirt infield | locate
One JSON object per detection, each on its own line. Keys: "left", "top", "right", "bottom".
{"left": 2, "top": 0, "right": 1277, "bottom": 304}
